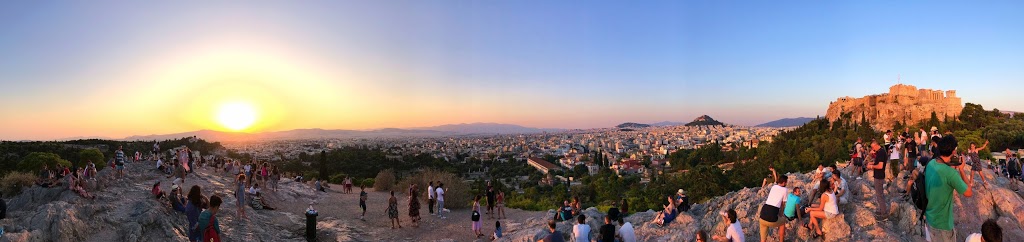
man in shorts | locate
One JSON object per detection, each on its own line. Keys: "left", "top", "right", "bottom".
{"left": 115, "top": 146, "right": 126, "bottom": 179}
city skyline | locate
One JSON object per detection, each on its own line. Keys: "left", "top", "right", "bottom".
{"left": 2, "top": 1, "right": 1023, "bottom": 140}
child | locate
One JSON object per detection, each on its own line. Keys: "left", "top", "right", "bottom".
{"left": 359, "top": 185, "right": 368, "bottom": 221}
{"left": 492, "top": 221, "right": 503, "bottom": 240}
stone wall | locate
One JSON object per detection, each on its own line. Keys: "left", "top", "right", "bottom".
{"left": 826, "top": 84, "right": 963, "bottom": 131}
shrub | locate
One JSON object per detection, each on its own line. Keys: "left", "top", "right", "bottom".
{"left": 18, "top": 152, "right": 71, "bottom": 172}
{"left": 361, "top": 178, "right": 375, "bottom": 188}
{"left": 373, "top": 169, "right": 396, "bottom": 191}
{"left": 78, "top": 148, "right": 106, "bottom": 170}
{"left": 329, "top": 174, "right": 348, "bottom": 184}
{"left": 394, "top": 169, "right": 472, "bottom": 209}
{"left": 1, "top": 171, "right": 38, "bottom": 197}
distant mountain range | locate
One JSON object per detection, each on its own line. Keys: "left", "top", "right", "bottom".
{"left": 122, "top": 123, "right": 562, "bottom": 142}
{"left": 685, "top": 115, "right": 725, "bottom": 126}
{"left": 755, "top": 117, "right": 816, "bottom": 128}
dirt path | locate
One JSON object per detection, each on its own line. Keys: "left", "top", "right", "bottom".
{"left": 176, "top": 165, "right": 546, "bottom": 242}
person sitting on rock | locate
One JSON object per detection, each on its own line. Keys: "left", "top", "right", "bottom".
{"left": 540, "top": 219, "right": 565, "bottom": 242}
{"left": 966, "top": 219, "right": 1002, "bottom": 242}
{"left": 168, "top": 185, "right": 187, "bottom": 213}
{"left": 68, "top": 170, "right": 95, "bottom": 199}
{"left": 152, "top": 181, "right": 166, "bottom": 199}
{"left": 712, "top": 209, "right": 743, "bottom": 242}
{"left": 804, "top": 180, "right": 838, "bottom": 238}
{"left": 248, "top": 183, "right": 275, "bottom": 210}
{"left": 36, "top": 164, "right": 57, "bottom": 188}
{"left": 651, "top": 196, "right": 678, "bottom": 227}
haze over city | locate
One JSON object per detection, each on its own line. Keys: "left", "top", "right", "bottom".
{"left": 2, "top": 1, "right": 1023, "bottom": 140}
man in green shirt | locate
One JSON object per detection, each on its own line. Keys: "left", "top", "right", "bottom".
{"left": 925, "top": 135, "right": 973, "bottom": 242}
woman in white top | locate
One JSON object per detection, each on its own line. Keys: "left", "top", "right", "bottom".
{"left": 804, "top": 180, "right": 839, "bottom": 238}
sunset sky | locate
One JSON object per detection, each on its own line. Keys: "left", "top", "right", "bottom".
{"left": 1, "top": 1, "right": 1023, "bottom": 140}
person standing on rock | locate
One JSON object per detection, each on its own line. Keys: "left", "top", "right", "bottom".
{"left": 472, "top": 195, "right": 483, "bottom": 237}
{"left": 115, "top": 145, "right": 126, "bottom": 179}
{"left": 387, "top": 190, "right": 402, "bottom": 229}
{"left": 198, "top": 195, "right": 223, "bottom": 242}
{"left": 867, "top": 140, "right": 890, "bottom": 218}
{"left": 235, "top": 174, "right": 248, "bottom": 220}
{"left": 757, "top": 166, "right": 787, "bottom": 242}
{"left": 408, "top": 184, "right": 420, "bottom": 227}
{"left": 497, "top": 190, "right": 506, "bottom": 219}
{"left": 427, "top": 181, "right": 436, "bottom": 216}
{"left": 359, "top": 184, "right": 368, "bottom": 221}
{"left": 925, "top": 135, "right": 973, "bottom": 242}
{"left": 436, "top": 183, "right": 447, "bottom": 219}
{"left": 967, "top": 141, "right": 990, "bottom": 187}
{"left": 486, "top": 181, "right": 496, "bottom": 219}
{"left": 186, "top": 185, "right": 205, "bottom": 242}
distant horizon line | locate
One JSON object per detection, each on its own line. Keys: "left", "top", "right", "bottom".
{"left": 4, "top": 117, "right": 822, "bottom": 142}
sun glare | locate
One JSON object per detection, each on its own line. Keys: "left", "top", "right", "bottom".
{"left": 216, "top": 102, "right": 257, "bottom": 131}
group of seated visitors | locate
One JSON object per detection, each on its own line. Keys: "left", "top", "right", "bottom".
{"left": 247, "top": 183, "right": 275, "bottom": 210}
{"left": 557, "top": 213, "right": 637, "bottom": 242}
{"left": 555, "top": 200, "right": 574, "bottom": 221}
{"left": 36, "top": 164, "right": 60, "bottom": 188}
{"left": 64, "top": 166, "right": 95, "bottom": 199}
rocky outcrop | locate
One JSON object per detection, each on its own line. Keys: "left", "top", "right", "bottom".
{"left": 826, "top": 84, "right": 963, "bottom": 131}
{"left": 0, "top": 161, "right": 330, "bottom": 242}
{"left": 502, "top": 166, "right": 1024, "bottom": 242}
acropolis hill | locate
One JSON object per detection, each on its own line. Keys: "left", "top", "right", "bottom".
{"left": 826, "top": 84, "right": 963, "bottom": 131}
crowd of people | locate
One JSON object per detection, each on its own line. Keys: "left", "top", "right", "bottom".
{"left": 704, "top": 126, "right": 1013, "bottom": 242}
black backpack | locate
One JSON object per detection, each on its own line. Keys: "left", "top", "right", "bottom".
{"left": 1009, "top": 158, "right": 1020, "bottom": 177}
{"left": 911, "top": 163, "right": 929, "bottom": 212}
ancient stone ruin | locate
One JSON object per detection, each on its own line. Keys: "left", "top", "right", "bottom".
{"left": 826, "top": 84, "right": 963, "bottom": 131}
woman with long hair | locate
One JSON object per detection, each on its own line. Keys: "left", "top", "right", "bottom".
{"left": 804, "top": 179, "right": 839, "bottom": 238}
{"left": 387, "top": 190, "right": 402, "bottom": 229}
{"left": 235, "top": 174, "right": 248, "bottom": 220}
{"left": 472, "top": 195, "right": 483, "bottom": 238}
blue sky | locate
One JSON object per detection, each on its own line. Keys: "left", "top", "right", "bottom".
{"left": 1, "top": 1, "right": 1023, "bottom": 139}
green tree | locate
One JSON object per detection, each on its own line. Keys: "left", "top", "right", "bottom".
{"left": 19, "top": 152, "right": 71, "bottom": 172}
{"left": 78, "top": 148, "right": 105, "bottom": 169}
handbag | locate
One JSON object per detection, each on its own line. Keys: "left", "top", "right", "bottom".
{"left": 472, "top": 210, "right": 480, "bottom": 221}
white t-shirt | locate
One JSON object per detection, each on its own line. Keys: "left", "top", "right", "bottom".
{"left": 617, "top": 222, "right": 636, "bottom": 242}
{"left": 765, "top": 184, "right": 788, "bottom": 207}
{"left": 244, "top": 165, "right": 252, "bottom": 173}
{"left": 572, "top": 224, "right": 591, "bottom": 242}
{"left": 889, "top": 143, "right": 902, "bottom": 160}
{"left": 835, "top": 177, "right": 850, "bottom": 204}
{"left": 156, "top": 159, "right": 163, "bottom": 169}
{"left": 428, "top": 185, "right": 435, "bottom": 199}
{"left": 248, "top": 186, "right": 258, "bottom": 194}
{"left": 436, "top": 187, "right": 445, "bottom": 202}
{"left": 965, "top": 233, "right": 982, "bottom": 242}
{"left": 725, "top": 222, "right": 744, "bottom": 242}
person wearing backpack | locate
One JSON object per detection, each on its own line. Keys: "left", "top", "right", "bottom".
{"left": 1007, "top": 153, "right": 1021, "bottom": 191}
{"left": 925, "top": 135, "right": 973, "bottom": 242}
{"left": 198, "top": 195, "right": 223, "bottom": 242}
{"left": 758, "top": 167, "right": 788, "bottom": 242}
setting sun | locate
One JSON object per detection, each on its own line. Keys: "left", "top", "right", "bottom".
{"left": 216, "top": 102, "right": 258, "bottom": 131}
